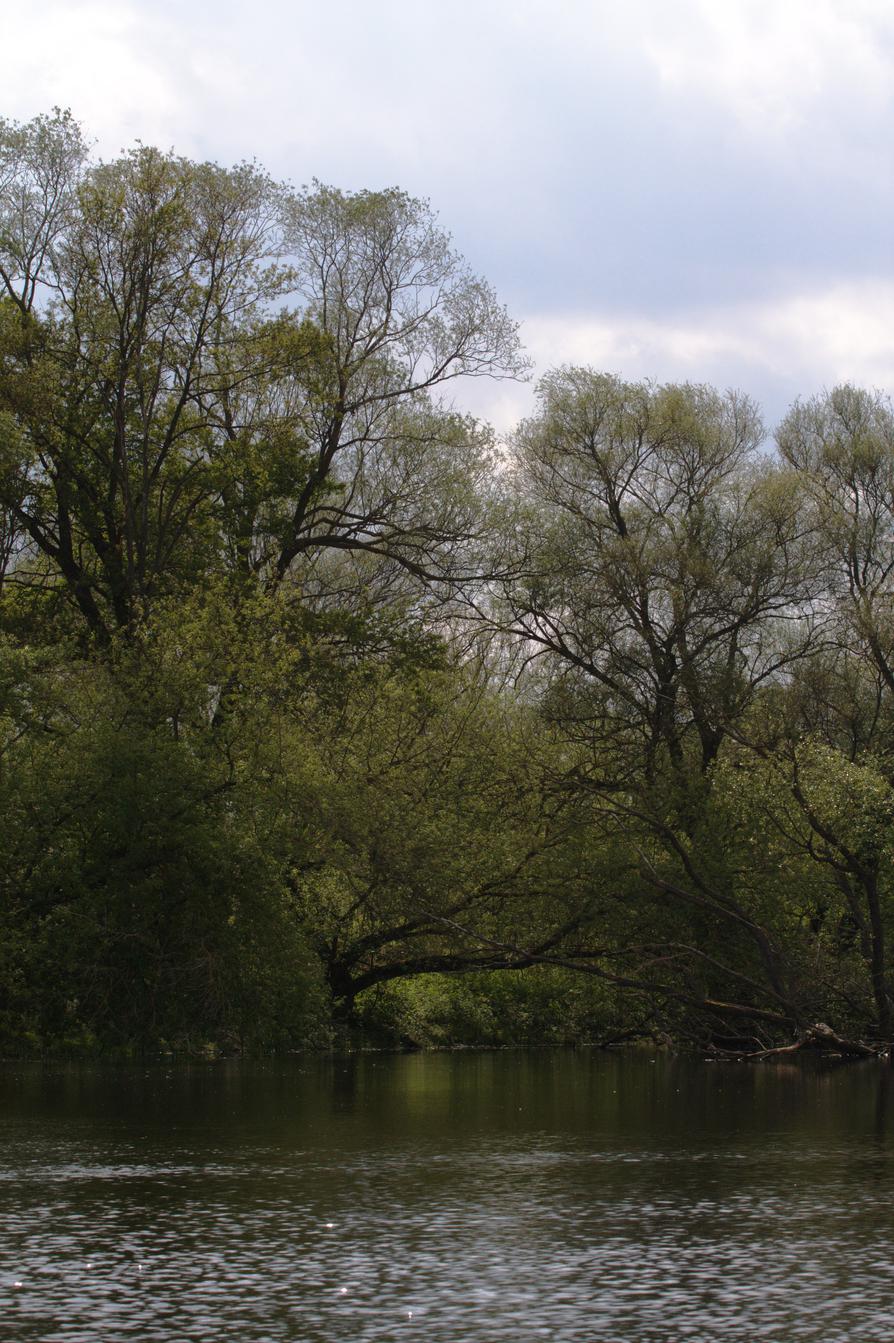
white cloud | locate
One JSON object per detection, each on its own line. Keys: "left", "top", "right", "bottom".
{"left": 526, "top": 282, "right": 894, "bottom": 382}
{"left": 7, "top": 1, "right": 887, "bottom": 161}
{"left": 642, "top": 0, "right": 894, "bottom": 136}
{"left": 3, "top": 2, "right": 189, "bottom": 151}
{"left": 509, "top": 281, "right": 894, "bottom": 430}
{"left": 6, "top": 0, "right": 894, "bottom": 194}
{"left": 460, "top": 280, "right": 894, "bottom": 436}
{"left": 4, "top": 1, "right": 894, "bottom": 438}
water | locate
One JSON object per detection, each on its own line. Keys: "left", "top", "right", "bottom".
{"left": 2, "top": 1051, "right": 894, "bottom": 1341}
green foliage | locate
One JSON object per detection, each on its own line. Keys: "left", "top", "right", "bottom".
{"left": 0, "top": 624, "right": 329, "bottom": 1053}
{"left": 0, "top": 113, "right": 525, "bottom": 643}
{"left": 355, "top": 968, "right": 618, "bottom": 1049}
{"left": 7, "top": 109, "right": 894, "bottom": 1056}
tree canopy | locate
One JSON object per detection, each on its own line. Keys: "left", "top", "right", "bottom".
{"left": 0, "top": 111, "right": 526, "bottom": 644}
{"left": 4, "top": 111, "right": 894, "bottom": 1058}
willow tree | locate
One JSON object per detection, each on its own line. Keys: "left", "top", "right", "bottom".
{"left": 778, "top": 385, "right": 894, "bottom": 716}
{"left": 501, "top": 370, "right": 814, "bottom": 776}
{"left": 488, "top": 370, "right": 820, "bottom": 1040}
{"left": 0, "top": 112, "right": 526, "bottom": 642}
{"left": 765, "top": 385, "right": 894, "bottom": 1037}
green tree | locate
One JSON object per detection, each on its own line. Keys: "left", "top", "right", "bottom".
{"left": 778, "top": 385, "right": 894, "bottom": 716}
{"left": 713, "top": 732, "right": 894, "bottom": 1038}
{"left": 0, "top": 606, "right": 328, "bottom": 1051}
{"left": 484, "top": 371, "right": 821, "bottom": 1043}
{"left": 0, "top": 113, "right": 526, "bottom": 643}
{"left": 272, "top": 655, "right": 602, "bottom": 1015}
{"left": 501, "top": 370, "right": 813, "bottom": 775}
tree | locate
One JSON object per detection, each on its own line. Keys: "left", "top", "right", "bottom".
{"left": 0, "top": 121, "right": 290, "bottom": 638}
{"left": 481, "top": 370, "right": 822, "bottom": 1043}
{"left": 500, "top": 369, "right": 813, "bottom": 779}
{"left": 713, "top": 731, "right": 894, "bottom": 1039}
{"left": 274, "top": 655, "right": 602, "bottom": 1015}
{"left": 0, "top": 113, "right": 526, "bottom": 642}
{"left": 744, "top": 384, "right": 894, "bottom": 1036}
{"left": 778, "top": 385, "right": 894, "bottom": 719}
{"left": 0, "top": 614, "right": 327, "bottom": 1050}
{"left": 265, "top": 183, "right": 527, "bottom": 595}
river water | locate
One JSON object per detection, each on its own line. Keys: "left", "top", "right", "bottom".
{"left": 2, "top": 1051, "right": 894, "bottom": 1341}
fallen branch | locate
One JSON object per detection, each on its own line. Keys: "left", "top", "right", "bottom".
{"left": 740, "top": 1021, "right": 883, "bottom": 1061}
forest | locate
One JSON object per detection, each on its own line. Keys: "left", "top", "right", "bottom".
{"left": 3, "top": 110, "right": 894, "bottom": 1057}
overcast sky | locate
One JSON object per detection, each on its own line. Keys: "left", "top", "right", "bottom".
{"left": 5, "top": 0, "right": 894, "bottom": 434}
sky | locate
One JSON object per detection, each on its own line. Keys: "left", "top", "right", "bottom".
{"left": 5, "top": 0, "right": 894, "bottom": 436}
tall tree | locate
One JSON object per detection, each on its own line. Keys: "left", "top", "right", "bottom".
{"left": 0, "top": 114, "right": 526, "bottom": 641}
{"left": 484, "top": 370, "right": 821, "bottom": 1040}
{"left": 265, "top": 183, "right": 527, "bottom": 596}
{"left": 500, "top": 369, "right": 813, "bottom": 779}
{"left": 0, "top": 119, "right": 288, "bottom": 637}
{"left": 778, "top": 385, "right": 894, "bottom": 714}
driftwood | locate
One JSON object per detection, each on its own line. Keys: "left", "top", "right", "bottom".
{"left": 739, "top": 1022, "right": 883, "bottom": 1061}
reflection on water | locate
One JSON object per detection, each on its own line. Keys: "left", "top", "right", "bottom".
{"left": 2, "top": 1053, "right": 894, "bottom": 1341}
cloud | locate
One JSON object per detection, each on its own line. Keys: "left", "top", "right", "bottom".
{"left": 462, "top": 278, "right": 894, "bottom": 436}
{"left": 527, "top": 282, "right": 894, "bottom": 381}
{"left": 503, "top": 280, "right": 894, "bottom": 429}
{"left": 11, "top": 1, "right": 892, "bottom": 173}
{"left": 5, "top": 1, "right": 894, "bottom": 438}
{"left": 643, "top": 0, "right": 894, "bottom": 139}
{"left": 2, "top": 2, "right": 190, "bottom": 150}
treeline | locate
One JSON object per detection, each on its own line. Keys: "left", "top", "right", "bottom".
{"left": 2, "top": 112, "right": 894, "bottom": 1054}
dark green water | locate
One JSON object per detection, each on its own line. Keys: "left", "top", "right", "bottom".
{"left": 2, "top": 1051, "right": 894, "bottom": 1341}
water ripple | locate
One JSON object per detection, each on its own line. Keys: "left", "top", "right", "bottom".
{"left": 3, "top": 1054, "right": 894, "bottom": 1341}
